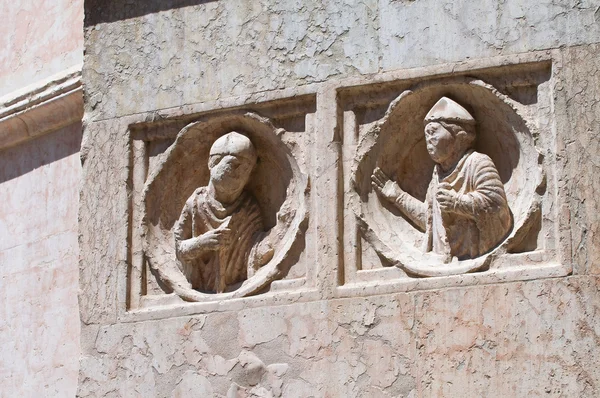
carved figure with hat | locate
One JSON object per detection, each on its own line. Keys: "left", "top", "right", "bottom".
{"left": 371, "top": 97, "right": 512, "bottom": 261}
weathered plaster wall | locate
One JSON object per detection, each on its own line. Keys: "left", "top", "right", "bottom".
{"left": 78, "top": 276, "right": 600, "bottom": 397}
{"left": 0, "top": 0, "right": 83, "bottom": 97}
{"left": 0, "top": 124, "right": 82, "bottom": 397}
{"left": 83, "top": 0, "right": 600, "bottom": 121}
{"left": 79, "top": 1, "right": 600, "bottom": 397}
{"left": 554, "top": 43, "right": 600, "bottom": 276}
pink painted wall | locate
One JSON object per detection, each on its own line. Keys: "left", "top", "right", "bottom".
{"left": 0, "top": 124, "right": 82, "bottom": 396}
{"left": 0, "top": 1, "right": 84, "bottom": 396}
{"left": 0, "top": 0, "right": 83, "bottom": 96}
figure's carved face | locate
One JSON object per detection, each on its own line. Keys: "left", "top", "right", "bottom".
{"left": 424, "top": 122, "right": 456, "bottom": 164}
{"left": 208, "top": 153, "right": 255, "bottom": 198}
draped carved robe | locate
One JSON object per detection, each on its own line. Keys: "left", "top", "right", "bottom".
{"left": 174, "top": 187, "right": 265, "bottom": 293}
{"left": 395, "top": 150, "right": 512, "bottom": 260}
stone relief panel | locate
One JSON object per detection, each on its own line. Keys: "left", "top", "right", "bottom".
{"left": 129, "top": 104, "right": 313, "bottom": 307}
{"left": 119, "top": 60, "right": 569, "bottom": 314}
{"left": 342, "top": 66, "right": 558, "bottom": 285}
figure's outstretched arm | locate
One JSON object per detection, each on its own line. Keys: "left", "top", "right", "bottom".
{"left": 174, "top": 201, "right": 194, "bottom": 260}
{"left": 371, "top": 167, "right": 427, "bottom": 231}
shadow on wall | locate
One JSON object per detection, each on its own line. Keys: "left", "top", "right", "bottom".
{"left": 84, "top": 0, "right": 219, "bottom": 26}
{"left": 0, "top": 122, "right": 82, "bottom": 185}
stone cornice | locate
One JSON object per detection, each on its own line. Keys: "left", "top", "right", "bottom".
{"left": 0, "top": 64, "right": 83, "bottom": 150}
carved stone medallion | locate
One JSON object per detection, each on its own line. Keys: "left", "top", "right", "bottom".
{"left": 352, "top": 78, "right": 544, "bottom": 276}
{"left": 142, "top": 112, "right": 308, "bottom": 301}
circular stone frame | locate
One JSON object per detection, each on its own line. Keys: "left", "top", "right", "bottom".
{"left": 351, "top": 78, "right": 544, "bottom": 277}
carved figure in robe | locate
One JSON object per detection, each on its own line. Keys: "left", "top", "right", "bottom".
{"left": 371, "top": 97, "right": 512, "bottom": 261}
{"left": 174, "top": 132, "right": 273, "bottom": 293}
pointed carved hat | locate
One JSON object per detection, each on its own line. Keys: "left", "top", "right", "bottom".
{"left": 424, "top": 97, "right": 476, "bottom": 125}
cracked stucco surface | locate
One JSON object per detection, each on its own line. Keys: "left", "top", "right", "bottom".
{"left": 79, "top": 276, "right": 600, "bottom": 397}
{"left": 554, "top": 43, "right": 600, "bottom": 276}
{"left": 83, "top": 0, "right": 600, "bottom": 121}
{"left": 79, "top": 1, "right": 600, "bottom": 397}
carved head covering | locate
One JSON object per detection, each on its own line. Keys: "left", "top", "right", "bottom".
{"left": 209, "top": 131, "right": 257, "bottom": 163}
{"left": 424, "top": 97, "right": 476, "bottom": 125}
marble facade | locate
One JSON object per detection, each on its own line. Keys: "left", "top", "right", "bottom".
{"left": 78, "top": 1, "right": 600, "bottom": 395}
{"left": 1, "top": 0, "right": 600, "bottom": 396}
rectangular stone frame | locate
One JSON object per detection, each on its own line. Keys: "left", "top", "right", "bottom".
{"left": 80, "top": 50, "right": 574, "bottom": 326}
{"left": 126, "top": 94, "right": 319, "bottom": 311}
{"left": 335, "top": 54, "right": 570, "bottom": 297}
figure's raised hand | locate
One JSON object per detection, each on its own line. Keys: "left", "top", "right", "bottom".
{"left": 371, "top": 167, "right": 403, "bottom": 203}
{"left": 436, "top": 182, "right": 457, "bottom": 213}
{"left": 199, "top": 227, "right": 232, "bottom": 251}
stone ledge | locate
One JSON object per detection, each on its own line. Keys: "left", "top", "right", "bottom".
{"left": 0, "top": 65, "right": 83, "bottom": 150}
{"left": 117, "top": 260, "right": 570, "bottom": 324}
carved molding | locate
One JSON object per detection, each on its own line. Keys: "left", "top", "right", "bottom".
{"left": 140, "top": 111, "right": 310, "bottom": 303}
{"left": 351, "top": 77, "right": 545, "bottom": 277}
{"left": 73, "top": 56, "right": 569, "bottom": 318}
{"left": 0, "top": 64, "right": 83, "bottom": 150}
